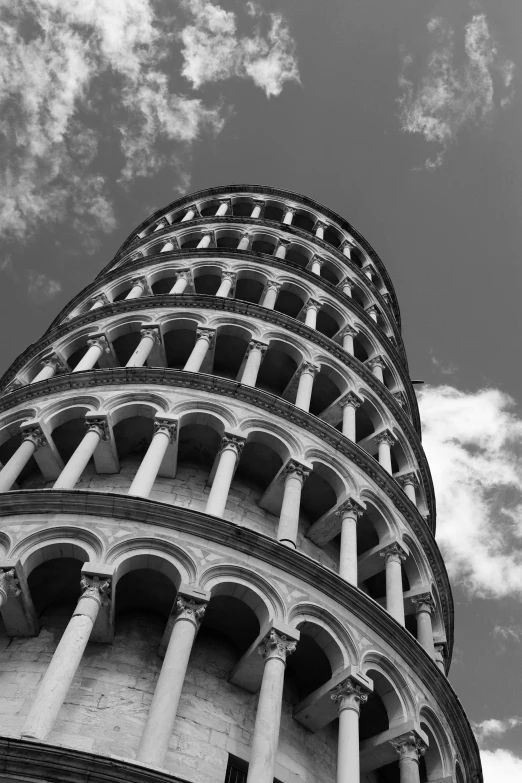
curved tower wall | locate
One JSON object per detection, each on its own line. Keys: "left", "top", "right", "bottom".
{"left": 0, "top": 186, "right": 480, "bottom": 783}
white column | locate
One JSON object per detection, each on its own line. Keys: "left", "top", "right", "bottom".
{"left": 53, "top": 419, "right": 107, "bottom": 490}
{"left": 340, "top": 325, "right": 357, "bottom": 355}
{"left": 434, "top": 644, "right": 446, "bottom": 674}
{"left": 310, "top": 255, "right": 323, "bottom": 276}
{"left": 137, "top": 596, "right": 207, "bottom": 767}
{"left": 398, "top": 473, "right": 419, "bottom": 505}
{"left": 160, "top": 239, "right": 177, "bottom": 253}
{"left": 128, "top": 419, "right": 177, "bottom": 498}
{"left": 215, "top": 199, "right": 230, "bottom": 216}
{"left": 169, "top": 272, "right": 189, "bottom": 294}
{"left": 367, "top": 356, "right": 386, "bottom": 383}
{"left": 275, "top": 239, "right": 290, "bottom": 259}
{"left": 0, "top": 569, "right": 20, "bottom": 609}
{"left": 216, "top": 271, "right": 235, "bottom": 298}
{"left": 237, "top": 232, "right": 251, "bottom": 251}
{"left": 184, "top": 329, "right": 215, "bottom": 373}
{"left": 277, "top": 461, "right": 310, "bottom": 548}
{"left": 0, "top": 426, "right": 46, "bottom": 492}
{"left": 336, "top": 500, "right": 363, "bottom": 585}
{"left": 390, "top": 733, "right": 427, "bottom": 783}
{"left": 251, "top": 200, "right": 264, "bottom": 219}
{"left": 412, "top": 594, "right": 436, "bottom": 658}
{"left": 126, "top": 277, "right": 149, "bottom": 300}
{"left": 375, "top": 430, "right": 395, "bottom": 474}
{"left": 339, "top": 278, "right": 353, "bottom": 297}
{"left": 197, "top": 231, "right": 213, "bottom": 249}
{"left": 73, "top": 335, "right": 110, "bottom": 373}
{"left": 261, "top": 281, "right": 280, "bottom": 310}
{"left": 181, "top": 205, "right": 198, "bottom": 222}
{"left": 126, "top": 328, "right": 159, "bottom": 368}
{"left": 295, "top": 362, "right": 318, "bottom": 412}
{"left": 153, "top": 220, "right": 167, "bottom": 232}
{"left": 283, "top": 207, "right": 296, "bottom": 225}
{"left": 21, "top": 575, "right": 111, "bottom": 741}
{"left": 205, "top": 436, "right": 245, "bottom": 517}
{"left": 331, "top": 678, "right": 370, "bottom": 783}
{"left": 90, "top": 293, "right": 110, "bottom": 311}
{"left": 32, "top": 354, "right": 66, "bottom": 384}
{"left": 304, "top": 299, "right": 321, "bottom": 329}
{"left": 380, "top": 543, "right": 407, "bottom": 625}
{"left": 240, "top": 341, "right": 267, "bottom": 387}
{"left": 315, "top": 220, "right": 327, "bottom": 239}
{"left": 339, "top": 393, "right": 361, "bottom": 441}
{"left": 367, "top": 305, "right": 379, "bottom": 322}
{"left": 340, "top": 240, "right": 354, "bottom": 259}
{"left": 246, "top": 630, "right": 297, "bottom": 783}
{"left": 363, "top": 265, "right": 374, "bottom": 281}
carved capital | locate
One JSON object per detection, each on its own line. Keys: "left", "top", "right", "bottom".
{"left": 282, "top": 460, "right": 311, "bottom": 484}
{"left": 130, "top": 276, "right": 151, "bottom": 294}
{"left": 397, "top": 472, "right": 419, "bottom": 490}
{"left": 367, "top": 355, "right": 386, "bottom": 371}
{"left": 175, "top": 268, "right": 190, "bottom": 280}
{"left": 201, "top": 230, "right": 215, "bottom": 241}
{"left": 366, "top": 305, "right": 379, "bottom": 316}
{"left": 221, "top": 270, "right": 236, "bottom": 283}
{"left": 87, "top": 334, "right": 111, "bottom": 355}
{"left": 258, "top": 629, "right": 297, "bottom": 664}
{"left": 299, "top": 361, "right": 320, "bottom": 378}
{"left": 375, "top": 430, "right": 396, "bottom": 447}
{"left": 41, "top": 353, "right": 68, "bottom": 374}
{"left": 247, "top": 340, "right": 268, "bottom": 356}
{"left": 338, "top": 391, "right": 362, "bottom": 409}
{"left": 140, "top": 327, "right": 161, "bottom": 345}
{"left": 175, "top": 595, "right": 207, "bottom": 626}
{"left": 393, "top": 391, "right": 407, "bottom": 409}
{"left": 340, "top": 325, "right": 358, "bottom": 339}
{"left": 80, "top": 575, "right": 111, "bottom": 607}
{"left": 339, "top": 277, "right": 353, "bottom": 291}
{"left": 311, "top": 254, "right": 324, "bottom": 268}
{"left": 305, "top": 298, "right": 321, "bottom": 312}
{"left": 218, "top": 198, "right": 231, "bottom": 207}
{"left": 379, "top": 542, "right": 407, "bottom": 565}
{"left": 276, "top": 238, "right": 291, "bottom": 248}
{"left": 219, "top": 434, "right": 246, "bottom": 458}
{"left": 264, "top": 280, "right": 281, "bottom": 293}
{"left": 390, "top": 732, "right": 427, "bottom": 763}
{"left": 21, "top": 424, "right": 47, "bottom": 450}
{"left": 314, "top": 220, "right": 328, "bottom": 231}
{"left": 284, "top": 206, "right": 297, "bottom": 216}
{"left": 186, "top": 203, "right": 200, "bottom": 217}
{"left": 411, "top": 592, "right": 436, "bottom": 615}
{"left": 0, "top": 569, "right": 21, "bottom": 604}
{"left": 90, "top": 293, "right": 110, "bottom": 308}
{"left": 195, "top": 328, "right": 216, "bottom": 349}
{"left": 335, "top": 498, "right": 364, "bottom": 520}
{"left": 331, "top": 677, "right": 369, "bottom": 713}
{"left": 85, "top": 417, "right": 110, "bottom": 441}
{"left": 340, "top": 239, "right": 355, "bottom": 252}
{"left": 434, "top": 644, "right": 446, "bottom": 669}
{"left": 154, "top": 418, "right": 178, "bottom": 443}
{"left": 154, "top": 220, "right": 168, "bottom": 231}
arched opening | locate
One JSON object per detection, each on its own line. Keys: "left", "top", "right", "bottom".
{"left": 292, "top": 212, "right": 315, "bottom": 233}
{"left": 256, "top": 341, "right": 300, "bottom": 396}
{"left": 251, "top": 237, "right": 276, "bottom": 255}
{"left": 316, "top": 309, "right": 341, "bottom": 339}
{"left": 324, "top": 227, "right": 341, "bottom": 248}
{"left": 193, "top": 266, "right": 222, "bottom": 295}
{"left": 321, "top": 263, "right": 341, "bottom": 285}
{"left": 113, "top": 414, "right": 154, "bottom": 467}
{"left": 274, "top": 285, "right": 306, "bottom": 319}
{"left": 151, "top": 273, "right": 178, "bottom": 295}
{"left": 286, "top": 246, "right": 309, "bottom": 268}
{"left": 310, "top": 368, "right": 344, "bottom": 417}
{"left": 301, "top": 463, "right": 340, "bottom": 528}
{"left": 28, "top": 554, "right": 85, "bottom": 619}
{"left": 232, "top": 199, "right": 255, "bottom": 217}
{"left": 420, "top": 719, "right": 444, "bottom": 782}
{"left": 263, "top": 203, "right": 284, "bottom": 222}
{"left": 0, "top": 430, "right": 41, "bottom": 487}
{"left": 110, "top": 324, "right": 142, "bottom": 367}
{"left": 213, "top": 326, "right": 250, "bottom": 380}
{"left": 234, "top": 274, "right": 265, "bottom": 305}
{"left": 163, "top": 320, "right": 197, "bottom": 368}
{"left": 51, "top": 408, "right": 93, "bottom": 465}
{"left": 286, "top": 627, "right": 332, "bottom": 701}
{"left": 198, "top": 201, "right": 219, "bottom": 217}
{"left": 216, "top": 232, "right": 240, "bottom": 249}
{"left": 235, "top": 433, "right": 286, "bottom": 493}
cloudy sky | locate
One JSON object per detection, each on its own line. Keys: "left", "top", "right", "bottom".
{"left": 1, "top": 1, "right": 521, "bottom": 778}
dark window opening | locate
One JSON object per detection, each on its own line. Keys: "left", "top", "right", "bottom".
{"left": 225, "top": 756, "right": 283, "bottom": 783}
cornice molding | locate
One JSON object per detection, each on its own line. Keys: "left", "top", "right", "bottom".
{"left": 0, "top": 492, "right": 480, "bottom": 781}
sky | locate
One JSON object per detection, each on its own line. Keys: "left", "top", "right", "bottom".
{"left": 0, "top": 1, "right": 521, "bottom": 779}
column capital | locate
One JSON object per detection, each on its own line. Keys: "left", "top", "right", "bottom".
{"left": 221, "top": 270, "right": 236, "bottom": 283}
{"left": 218, "top": 198, "right": 231, "bottom": 206}
{"left": 195, "top": 328, "right": 216, "bottom": 349}
{"left": 200, "top": 230, "right": 215, "bottom": 241}
{"left": 335, "top": 498, "right": 364, "bottom": 520}
{"left": 0, "top": 569, "right": 21, "bottom": 603}
{"left": 330, "top": 677, "right": 370, "bottom": 714}
{"left": 375, "top": 429, "right": 396, "bottom": 447}
{"left": 397, "top": 472, "right": 419, "bottom": 490}
{"left": 186, "top": 203, "right": 200, "bottom": 216}
{"left": 411, "top": 592, "right": 436, "bottom": 615}
{"left": 41, "top": 353, "right": 68, "bottom": 373}
{"left": 175, "top": 595, "right": 207, "bottom": 628}
{"left": 84, "top": 416, "right": 110, "bottom": 441}
{"left": 379, "top": 541, "right": 407, "bottom": 564}
{"left": 298, "top": 361, "right": 320, "bottom": 378}
{"left": 253, "top": 198, "right": 265, "bottom": 206}
{"left": 340, "top": 239, "right": 355, "bottom": 251}
{"left": 174, "top": 268, "right": 190, "bottom": 280}
{"left": 366, "top": 305, "right": 379, "bottom": 317}
{"left": 366, "top": 355, "right": 386, "bottom": 371}
{"left": 282, "top": 459, "right": 311, "bottom": 484}
{"left": 340, "top": 324, "right": 358, "bottom": 339}
{"left": 218, "top": 434, "right": 246, "bottom": 458}
{"left": 264, "top": 279, "right": 281, "bottom": 292}
{"left": 338, "top": 391, "right": 362, "bottom": 409}
{"left": 393, "top": 390, "right": 408, "bottom": 409}
{"left": 314, "top": 220, "right": 328, "bottom": 231}
{"left": 258, "top": 628, "right": 297, "bottom": 664}
{"left": 79, "top": 574, "right": 111, "bottom": 607}
{"left": 390, "top": 731, "right": 427, "bottom": 763}
{"left": 90, "top": 293, "right": 110, "bottom": 308}
{"left": 87, "top": 333, "right": 111, "bottom": 355}
{"left": 305, "top": 298, "right": 322, "bottom": 312}
{"left": 21, "top": 423, "right": 47, "bottom": 450}
{"left": 154, "top": 219, "right": 168, "bottom": 231}
{"left": 154, "top": 418, "right": 178, "bottom": 443}
{"left": 275, "top": 237, "right": 291, "bottom": 248}
{"left": 382, "top": 291, "right": 393, "bottom": 307}
{"left": 140, "top": 326, "right": 161, "bottom": 344}
{"left": 284, "top": 206, "right": 297, "bottom": 216}
{"left": 339, "top": 277, "right": 353, "bottom": 291}
{"left": 434, "top": 643, "right": 446, "bottom": 669}
{"left": 130, "top": 276, "right": 151, "bottom": 295}
{"left": 247, "top": 339, "right": 268, "bottom": 356}
{"left": 310, "top": 254, "right": 324, "bottom": 268}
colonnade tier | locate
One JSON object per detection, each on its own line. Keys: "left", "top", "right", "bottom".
{"left": 47, "top": 243, "right": 406, "bottom": 369}
{"left": 0, "top": 492, "right": 479, "bottom": 783}
{"left": 0, "top": 372, "right": 451, "bottom": 642}
{"left": 99, "top": 184, "right": 402, "bottom": 329}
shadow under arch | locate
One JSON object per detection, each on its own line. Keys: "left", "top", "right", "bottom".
{"left": 106, "top": 538, "right": 197, "bottom": 587}
{"left": 288, "top": 602, "right": 358, "bottom": 671}
{"left": 13, "top": 526, "right": 103, "bottom": 575}
{"left": 419, "top": 704, "right": 453, "bottom": 780}
{"left": 361, "top": 650, "right": 415, "bottom": 729}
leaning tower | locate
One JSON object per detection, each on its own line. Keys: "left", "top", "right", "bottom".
{"left": 0, "top": 185, "right": 481, "bottom": 783}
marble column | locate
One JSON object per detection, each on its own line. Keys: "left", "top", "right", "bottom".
{"left": 237, "top": 232, "right": 252, "bottom": 251}
{"left": 240, "top": 341, "right": 267, "bottom": 387}
{"left": 304, "top": 299, "right": 321, "bottom": 329}
{"left": 310, "top": 255, "right": 323, "bottom": 276}
{"left": 128, "top": 419, "right": 178, "bottom": 498}
{"left": 246, "top": 629, "right": 297, "bottom": 783}
{"left": 0, "top": 425, "right": 47, "bottom": 492}
{"left": 390, "top": 732, "right": 427, "bottom": 783}
{"left": 126, "top": 328, "right": 160, "bottom": 368}
{"left": 295, "top": 362, "right": 319, "bottom": 412}
{"left": 251, "top": 200, "right": 264, "bottom": 219}
{"left": 367, "top": 356, "right": 386, "bottom": 383}
{"left": 315, "top": 221, "right": 327, "bottom": 240}
{"left": 160, "top": 238, "right": 178, "bottom": 253}
{"left": 215, "top": 199, "right": 230, "bottom": 216}
{"left": 339, "top": 278, "right": 353, "bottom": 297}
{"left": 73, "top": 335, "right": 110, "bottom": 373}
{"left": 137, "top": 595, "right": 207, "bottom": 767}
{"left": 32, "top": 354, "right": 67, "bottom": 384}
{"left": 277, "top": 461, "right": 311, "bottom": 548}
{"left": 181, "top": 205, "right": 198, "bottom": 222}
{"left": 340, "top": 325, "right": 358, "bottom": 355}
{"left": 21, "top": 575, "right": 111, "bottom": 741}
{"left": 205, "top": 436, "right": 245, "bottom": 517}
{"left": 380, "top": 543, "right": 407, "bottom": 625}
{"left": 184, "top": 329, "right": 215, "bottom": 373}
{"left": 363, "top": 265, "right": 374, "bottom": 281}
{"left": 169, "top": 271, "right": 189, "bottom": 294}
{"left": 283, "top": 207, "right": 296, "bottom": 225}
{"left": 197, "top": 231, "right": 214, "bottom": 249}
{"left": 412, "top": 593, "right": 436, "bottom": 658}
{"left": 434, "top": 644, "right": 446, "bottom": 674}
{"left": 340, "top": 240, "right": 354, "bottom": 259}
{"left": 0, "top": 569, "right": 20, "bottom": 609}
{"left": 336, "top": 499, "right": 364, "bottom": 585}
{"left": 339, "top": 392, "right": 361, "bottom": 441}
{"left": 397, "top": 473, "right": 419, "bottom": 506}
{"left": 375, "top": 430, "right": 395, "bottom": 474}
{"left": 331, "top": 678, "right": 370, "bottom": 783}
{"left": 216, "top": 271, "right": 235, "bottom": 298}
{"left": 126, "top": 276, "right": 150, "bottom": 300}
{"left": 367, "top": 305, "right": 379, "bottom": 323}
{"left": 275, "top": 239, "right": 290, "bottom": 259}
{"left": 89, "top": 293, "right": 110, "bottom": 311}
{"left": 261, "top": 281, "right": 280, "bottom": 310}
{"left": 153, "top": 220, "right": 167, "bottom": 232}
{"left": 53, "top": 419, "right": 108, "bottom": 490}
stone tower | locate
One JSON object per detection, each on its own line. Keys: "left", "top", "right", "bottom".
{"left": 0, "top": 185, "right": 481, "bottom": 783}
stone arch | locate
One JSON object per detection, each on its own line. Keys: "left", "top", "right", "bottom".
{"left": 288, "top": 603, "right": 358, "bottom": 671}
{"left": 419, "top": 705, "right": 453, "bottom": 779}
{"left": 106, "top": 396, "right": 168, "bottom": 425}
{"left": 13, "top": 526, "right": 103, "bottom": 576}
{"left": 358, "top": 490, "right": 400, "bottom": 542}
{"left": 0, "top": 411, "right": 39, "bottom": 446}
{"left": 200, "top": 563, "right": 286, "bottom": 625}
{"left": 43, "top": 400, "right": 99, "bottom": 431}
{"left": 402, "top": 534, "right": 432, "bottom": 591}
{"left": 239, "top": 418, "right": 303, "bottom": 460}
{"left": 361, "top": 651, "right": 415, "bottom": 728}
{"left": 0, "top": 531, "right": 11, "bottom": 557}
{"left": 107, "top": 540, "right": 195, "bottom": 589}
{"left": 171, "top": 400, "right": 237, "bottom": 429}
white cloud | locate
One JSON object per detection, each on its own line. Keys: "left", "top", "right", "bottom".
{"left": 26, "top": 271, "right": 61, "bottom": 303}
{"left": 481, "top": 748, "right": 522, "bottom": 782}
{"left": 493, "top": 625, "right": 522, "bottom": 645}
{"left": 418, "top": 385, "right": 522, "bottom": 597}
{"left": 179, "top": 0, "right": 300, "bottom": 97}
{"left": 474, "top": 718, "right": 522, "bottom": 742}
{"left": 398, "top": 13, "right": 514, "bottom": 168}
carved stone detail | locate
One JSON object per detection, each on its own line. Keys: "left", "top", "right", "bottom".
{"left": 87, "top": 334, "right": 111, "bottom": 355}
{"left": 411, "top": 592, "right": 436, "bottom": 615}
{"left": 219, "top": 435, "right": 246, "bottom": 457}
{"left": 298, "top": 361, "right": 320, "bottom": 378}
{"left": 335, "top": 498, "right": 364, "bottom": 520}
{"left": 258, "top": 629, "right": 297, "bottom": 663}
{"left": 195, "top": 328, "right": 216, "bottom": 349}
{"left": 175, "top": 596, "right": 207, "bottom": 626}
{"left": 367, "top": 355, "right": 386, "bottom": 371}
{"left": 0, "top": 569, "right": 21, "bottom": 603}
{"left": 21, "top": 424, "right": 48, "bottom": 450}
{"left": 375, "top": 430, "right": 396, "bottom": 447}
{"left": 80, "top": 575, "right": 111, "bottom": 606}
{"left": 397, "top": 472, "right": 419, "bottom": 490}
{"left": 330, "top": 677, "right": 369, "bottom": 713}
{"left": 154, "top": 419, "right": 178, "bottom": 443}
{"left": 85, "top": 417, "right": 110, "bottom": 441}
{"left": 282, "top": 460, "right": 311, "bottom": 483}
{"left": 140, "top": 327, "right": 161, "bottom": 345}
{"left": 389, "top": 732, "right": 427, "bottom": 763}
{"left": 338, "top": 391, "right": 362, "bottom": 409}
{"left": 379, "top": 542, "right": 407, "bottom": 565}
{"left": 247, "top": 340, "right": 268, "bottom": 356}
